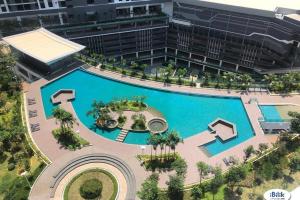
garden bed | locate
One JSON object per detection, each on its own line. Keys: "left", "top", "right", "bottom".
{"left": 64, "top": 169, "right": 118, "bottom": 200}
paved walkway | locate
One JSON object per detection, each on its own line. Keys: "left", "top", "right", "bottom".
{"left": 27, "top": 67, "right": 300, "bottom": 198}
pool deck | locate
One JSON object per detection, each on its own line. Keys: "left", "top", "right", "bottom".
{"left": 26, "top": 67, "right": 300, "bottom": 199}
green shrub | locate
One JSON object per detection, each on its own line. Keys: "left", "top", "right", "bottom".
{"left": 7, "top": 163, "right": 15, "bottom": 171}
{"left": 3, "top": 177, "right": 30, "bottom": 200}
{"left": 80, "top": 179, "right": 102, "bottom": 199}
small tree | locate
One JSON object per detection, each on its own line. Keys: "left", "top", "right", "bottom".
{"left": 289, "top": 155, "right": 300, "bottom": 174}
{"left": 191, "top": 185, "right": 203, "bottom": 200}
{"left": 258, "top": 143, "right": 268, "bottom": 155}
{"left": 288, "top": 111, "right": 300, "bottom": 133}
{"left": 225, "top": 166, "right": 247, "bottom": 191}
{"left": 166, "top": 174, "right": 184, "bottom": 200}
{"left": 197, "top": 161, "right": 210, "bottom": 184}
{"left": 140, "top": 64, "right": 148, "bottom": 79}
{"left": 171, "top": 157, "right": 187, "bottom": 177}
{"left": 137, "top": 173, "right": 160, "bottom": 200}
{"left": 244, "top": 145, "right": 255, "bottom": 162}
{"left": 177, "top": 68, "right": 187, "bottom": 85}
{"left": 210, "top": 167, "right": 224, "bottom": 200}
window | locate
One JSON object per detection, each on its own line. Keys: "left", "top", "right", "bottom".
{"left": 48, "top": 1, "right": 53, "bottom": 7}
{"left": 1, "top": 6, "right": 7, "bottom": 12}
{"left": 87, "top": 0, "right": 94, "bottom": 4}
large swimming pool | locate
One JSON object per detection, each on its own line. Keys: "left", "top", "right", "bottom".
{"left": 41, "top": 69, "right": 254, "bottom": 155}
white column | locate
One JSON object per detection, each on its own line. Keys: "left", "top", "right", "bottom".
{"left": 188, "top": 61, "right": 191, "bottom": 68}
{"left": 130, "top": 6, "right": 133, "bottom": 17}
{"left": 218, "top": 69, "right": 221, "bottom": 75}
{"left": 151, "top": 49, "right": 153, "bottom": 55}
{"left": 175, "top": 49, "right": 178, "bottom": 55}
{"left": 219, "top": 60, "right": 222, "bottom": 67}
{"left": 3, "top": 0, "right": 9, "bottom": 12}
{"left": 146, "top": 4, "right": 149, "bottom": 15}
{"left": 202, "top": 65, "right": 206, "bottom": 71}
{"left": 189, "top": 53, "right": 192, "bottom": 59}
{"left": 235, "top": 64, "right": 239, "bottom": 72}
{"left": 136, "top": 52, "right": 138, "bottom": 58}
{"left": 203, "top": 56, "right": 207, "bottom": 63}
{"left": 58, "top": 13, "right": 64, "bottom": 25}
{"left": 151, "top": 58, "right": 153, "bottom": 66}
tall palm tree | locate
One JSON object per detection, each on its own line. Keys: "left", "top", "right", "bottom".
{"left": 158, "top": 134, "right": 166, "bottom": 160}
{"left": 98, "top": 54, "right": 105, "bottom": 65}
{"left": 238, "top": 74, "right": 254, "bottom": 90}
{"left": 197, "top": 161, "right": 210, "bottom": 184}
{"left": 86, "top": 100, "right": 106, "bottom": 120}
{"left": 222, "top": 72, "right": 236, "bottom": 88}
{"left": 120, "top": 58, "right": 127, "bottom": 71}
{"left": 140, "top": 64, "right": 148, "bottom": 78}
{"left": 147, "top": 134, "right": 160, "bottom": 160}
{"left": 52, "top": 107, "right": 75, "bottom": 133}
{"left": 177, "top": 68, "right": 187, "bottom": 84}
{"left": 167, "top": 130, "right": 182, "bottom": 157}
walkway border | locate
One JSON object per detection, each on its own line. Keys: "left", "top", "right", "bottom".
{"left": 49, "top": 153, "right": 136, "bottom": 200}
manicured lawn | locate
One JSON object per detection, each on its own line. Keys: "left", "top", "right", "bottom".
{"left": 64, "top": 169, "right": 118, "bottom": 200}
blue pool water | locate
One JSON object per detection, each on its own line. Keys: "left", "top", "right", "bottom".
{"left": 41, "top": 69, "right": 254, "bottom": 155}
{"left": 259, "top": 105, "right": 283, "bottom": 122}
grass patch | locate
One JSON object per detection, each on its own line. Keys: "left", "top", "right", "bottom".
{"left": 52, "top": 128, "right": 89, "bottom": 150}
{"left": 64, "top": 168, "right": 118, "bottom": 200}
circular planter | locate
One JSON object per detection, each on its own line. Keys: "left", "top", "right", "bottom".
{"left": 147, "top": 118, "right": 168, "bottom": 134}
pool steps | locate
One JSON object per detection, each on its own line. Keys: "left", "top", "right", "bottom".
{"left": 116, "top": 129, "right": 129, "bottom": 142}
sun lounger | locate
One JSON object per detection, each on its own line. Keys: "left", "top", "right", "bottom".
{"left": 29, "top": 113, "right": 37, "bottom": 118}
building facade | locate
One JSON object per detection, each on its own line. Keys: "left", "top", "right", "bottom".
{"left": 1, "top": 0, "right": 300, "bottom": 75}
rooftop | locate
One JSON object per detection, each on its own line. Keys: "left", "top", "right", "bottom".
{"left": 3, "top": 28, "right": 85, "bottom": 64}
{"left": 199, "top": 0, "right": 300, "bottom": 12}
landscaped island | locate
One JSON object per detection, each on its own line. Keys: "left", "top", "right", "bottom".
{"left": 87, "top": 96, "right": 168, "bottom": 134}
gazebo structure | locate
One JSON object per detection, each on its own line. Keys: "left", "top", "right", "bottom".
{"left": 3, "top": 28, "right": 85, "bottom": 82}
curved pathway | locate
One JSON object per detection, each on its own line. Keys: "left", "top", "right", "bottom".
{"left": 26, "top": 67, "right": 300, "bottom": 199}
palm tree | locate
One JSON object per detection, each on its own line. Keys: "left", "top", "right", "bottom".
{"left": 238, "top": 74, "right": 254, "bottom": 90}
{"left": 158, "top": 134, "right": 166, "bottom": 160}
{"left": 263, "top": 74, "right": 277, "bottom": 90}
{"left": 140, "top": 64, "right": 148, "bottom": 78}
{"left": 167, "top": 130, "right": 182, "bottom": 157}
{"left": 130, "top": 61, "right": 139, "bottom": 70}
{"left": 177, "top": 68, "right": 187, "bottom": 85}
{"left": 52, "top": 107, "right": 75, "bottom": 133}
{"left": 222, "top": 72, "right": 236, "bottom": 88}
{"left": 86, "top": 100, "right": 106, "bottom": 120}
{"left": 202, "top": 72, "right": 211, "bottom": 86}
{"left": 282, "top": 73, "right": 296, "bottom": 92}
{"left": 98, "top": 54, "right": 105, "bottom": 65}
{"left": 120, "top": 58, "right": 127, "bottom": 72}
{"left": 147, "top": 134, "right": 160, "bottom": 160}
{"left": 196, "top": 161, "right": 210, "bottom": 184}
{"left": 108, "top": 57, "right": 117, "bottom": 69}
